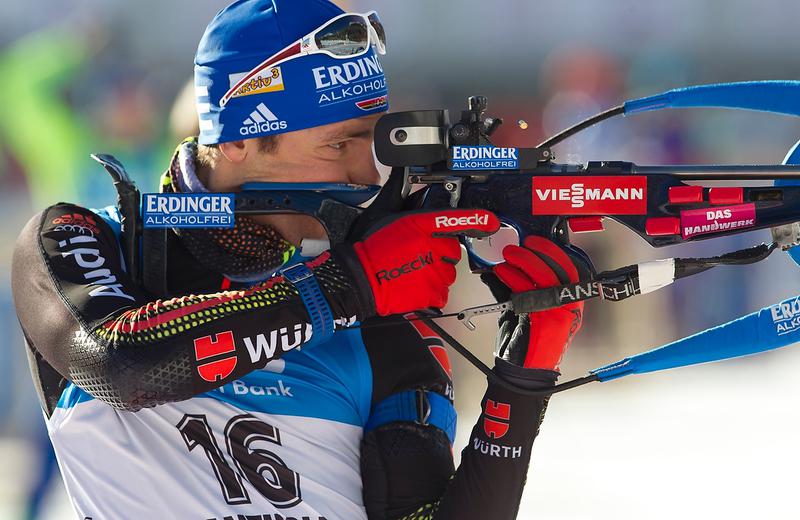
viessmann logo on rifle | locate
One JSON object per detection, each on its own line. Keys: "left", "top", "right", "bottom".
{"left": 532, "top": 176, "right": 648, "bottom": 215}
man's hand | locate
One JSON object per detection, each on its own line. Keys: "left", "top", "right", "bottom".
{"left": 490, "top": 236, "right": 588, "bottom": 371}
{"left": 344, "top": 209, "right": 500, "bottom": 316}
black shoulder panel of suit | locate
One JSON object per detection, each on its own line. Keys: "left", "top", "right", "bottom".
{"left": 22, "top": 330, "right": 67, "bottom": 418}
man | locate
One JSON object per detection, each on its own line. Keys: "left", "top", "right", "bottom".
{"left": 12, "top": 1, "right": 588, "bottom": 518}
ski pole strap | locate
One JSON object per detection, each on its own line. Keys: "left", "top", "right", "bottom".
{"left": 508, "top": 264, "right": 645, "bottom": 312}
{"left": 673, "top": 242, "right": 776, "bottom": 278}
{"left": 279, "top": 263, "right": 334, "bottom": 348}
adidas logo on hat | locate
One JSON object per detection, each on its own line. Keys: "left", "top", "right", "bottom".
{"left": 239, "top": 103, "right": 288, "bottom": 136}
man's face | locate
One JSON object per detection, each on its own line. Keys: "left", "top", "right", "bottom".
{"left": 236, "top": 113, "right": 381, "bottom": 187}
{"left": 211, "top": 113, "right": 383, "bottom": 245}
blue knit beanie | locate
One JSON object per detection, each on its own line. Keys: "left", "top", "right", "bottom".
{"left": 194, "top": 0, "right": 389, "bottom": 145}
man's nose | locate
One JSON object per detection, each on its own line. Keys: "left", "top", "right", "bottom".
{"left": 352, "top": 160, "right": 381, "bottom": 185}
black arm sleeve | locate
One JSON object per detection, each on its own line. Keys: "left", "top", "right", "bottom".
{"left": 429, "top": 362, "right": 555, "bottom": 520}
{"left": 360, "top": 317, "right": 554, "bottom": 520}
{"left": 12, "top": 204, "right": 371, "bottom": 412}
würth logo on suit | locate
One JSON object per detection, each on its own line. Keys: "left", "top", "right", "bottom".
{"left": 483, "top": 400, "right": 511, "bottom": 439}
{"left": 194, "top": 331, "right": 238, "bottom": 382}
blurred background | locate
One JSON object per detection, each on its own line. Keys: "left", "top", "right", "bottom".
{"left": 3, "top": 0, "right": 800, "bottom": 518}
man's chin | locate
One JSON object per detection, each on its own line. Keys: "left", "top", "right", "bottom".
{"left": 250, "top": 213, "right": 328, "bottom": 247}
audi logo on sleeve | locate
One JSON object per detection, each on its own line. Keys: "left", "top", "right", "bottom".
{"left": 57, "top": 234, "right": 135, "bottom": 301}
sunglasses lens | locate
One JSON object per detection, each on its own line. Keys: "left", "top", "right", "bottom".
{"left": 368, "top": 13, "right": 387, "bottom": 49}
{"left": 315, "top": 15, "right": 369, "bottom": 56}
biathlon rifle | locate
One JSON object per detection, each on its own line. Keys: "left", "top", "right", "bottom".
{"left": 100, "top": 80, "right": 800, "bottom": 396}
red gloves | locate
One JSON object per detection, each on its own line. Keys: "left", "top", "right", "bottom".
{"left": 493, "top": 236, "right": 585, "bottom": 371}
{"left": 352, "top": 210, "right": 500, "bottom": 316}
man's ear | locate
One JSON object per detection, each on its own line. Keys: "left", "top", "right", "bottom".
{"left": 218, "top": 139, "right": 249, "bottom": 163}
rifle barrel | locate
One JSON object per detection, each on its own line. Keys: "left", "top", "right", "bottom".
{"left": 632, "top": 164, "right": 800, "bottom": 179}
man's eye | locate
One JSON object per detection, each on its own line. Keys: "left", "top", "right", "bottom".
{"left": 329, "top": 142, "right": 346, "bottom": 150}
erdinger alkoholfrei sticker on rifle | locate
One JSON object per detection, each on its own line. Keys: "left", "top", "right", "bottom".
{"left": 450, "top": 146, "right": 520, "bottom": 170}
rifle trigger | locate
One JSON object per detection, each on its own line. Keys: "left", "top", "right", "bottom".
{"left": 456, "top": 301, "right": 513, "bottom": 330}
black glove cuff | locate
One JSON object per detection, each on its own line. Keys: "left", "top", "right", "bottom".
{"left": 493, "top": 358, "right": 558, "bottom": 391}
{"left": 330, "top": 244, "right": 377, "bottom": 320}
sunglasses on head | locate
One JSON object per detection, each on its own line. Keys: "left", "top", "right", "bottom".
{"left": 221, "top": 11, "right": 386, "bottom": 107}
